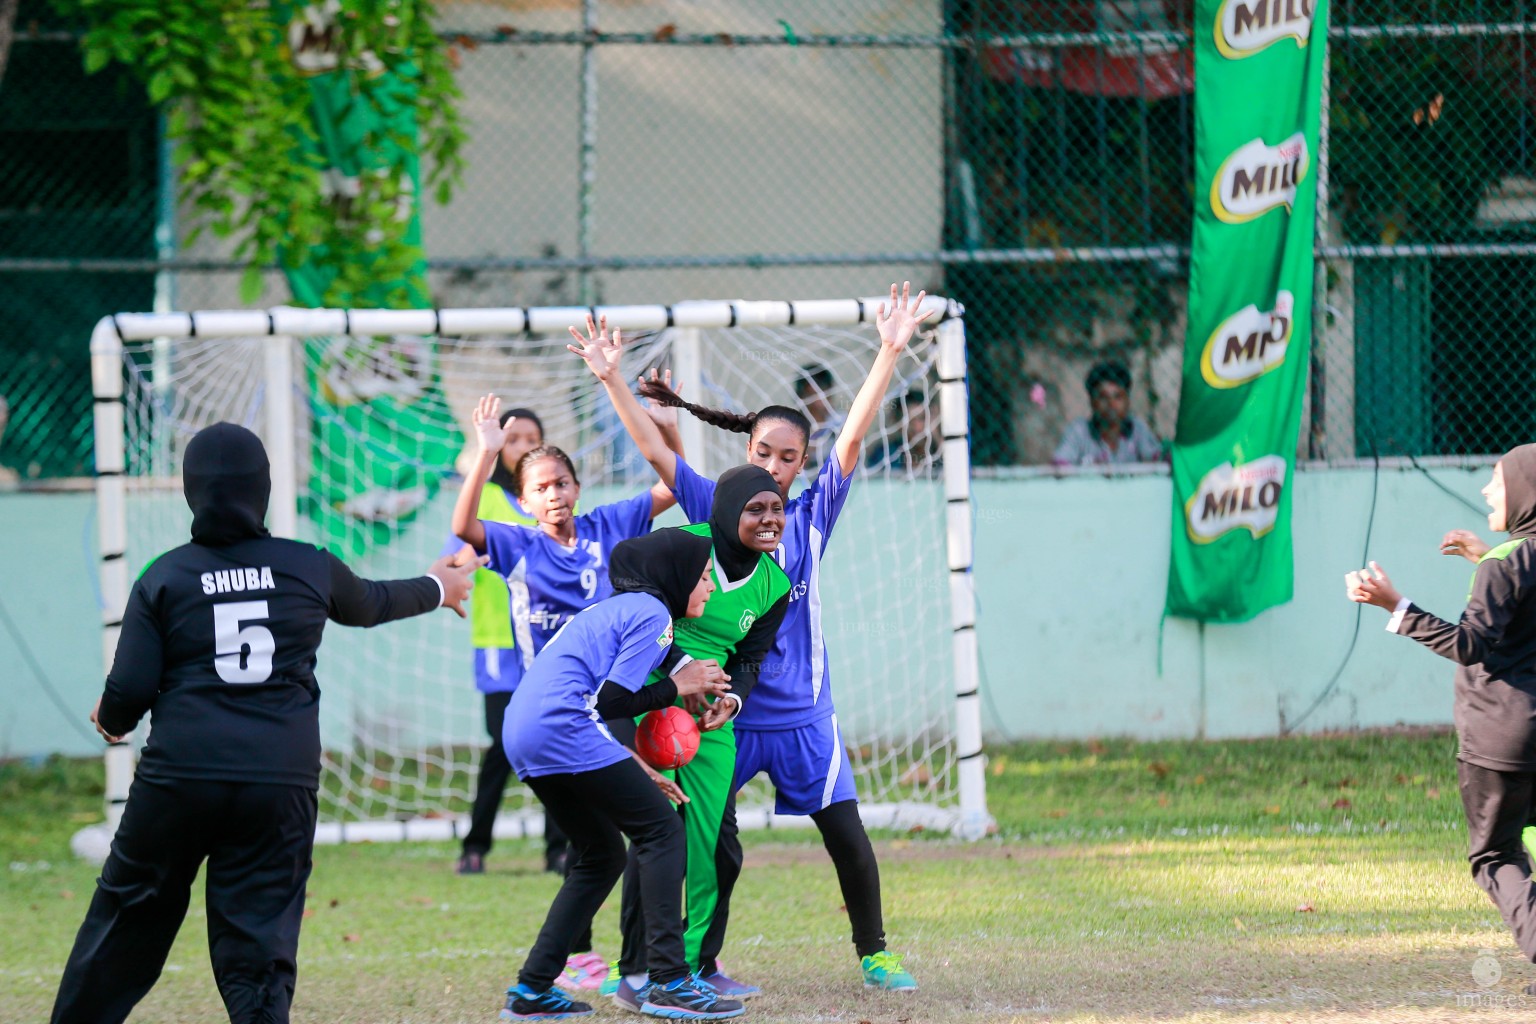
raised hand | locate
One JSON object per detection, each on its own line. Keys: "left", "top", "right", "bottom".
{"left": 567, "top": 314, "right": 623, "bottom": 383}
{"left": 642, "top": 368, "right": 682, "bottom": 431}
{"left": 1345, "top": 561, "right": 1403, "bottom": 611}
{"left": 472, "top": 394, "right": 506, "bottom": 455}
{"left": 875, "top": 281, "right": 934, "bottom": 355}
{"left": 1440, "top": 529, "right": 1490, "bottom": 563}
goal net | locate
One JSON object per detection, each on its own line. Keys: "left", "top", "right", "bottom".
{"left": 79, "top": 299, "right": 986, "bottom": 858}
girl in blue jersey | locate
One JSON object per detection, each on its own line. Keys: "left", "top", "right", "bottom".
{"left": 498, "top": 529, "right": 747, "bottom": 1021}
{"left": 455, "top": 406, "right": 562, "bottom": 877}
{"left": 450, "top": 393, "right": 680, "bottom": 991}
{"left": 456, "top": 398, "right": 686, "bottom": 887}
{"left": 570, "top": 282, "right": 931, "bottom": 993}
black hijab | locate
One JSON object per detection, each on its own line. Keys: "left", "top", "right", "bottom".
{"left": 710, "top": 464, "right": 780, "bottom": 582}
{"left": 183, "top": 422, "right": 271, "bottom": 547}
{"left": 1501, "top": 444, "right": 1536, "bottom": 539}
{"left": 610, "top": 528, "right": 712, "bottom": 620}
{"left": 488, "top": 407, "right": 544, "bottom": 495}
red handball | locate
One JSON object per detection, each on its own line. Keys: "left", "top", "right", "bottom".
{"left": 635, "top": 706, "right": 701, "bottom": 771}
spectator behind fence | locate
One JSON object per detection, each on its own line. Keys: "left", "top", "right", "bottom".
{"left": 866, "top": 389, "right": 939, "bottom": 473}
{"left": 1052, "top": 360, "right": 1163, "bottom": 468}
{"left": 794, "top": 363, "right": 844, "bottom": 472}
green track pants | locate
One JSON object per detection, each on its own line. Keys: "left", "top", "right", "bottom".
{"left": 619, "top": 723, "right": 741, "bottom": 974}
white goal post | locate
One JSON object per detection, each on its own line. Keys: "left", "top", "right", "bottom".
{"left": 75, "top": 298, "right": 989, "bottom": 861}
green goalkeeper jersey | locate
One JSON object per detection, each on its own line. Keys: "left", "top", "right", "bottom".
{"left": 647, "top": 522, "right": 791, "bottom": 682}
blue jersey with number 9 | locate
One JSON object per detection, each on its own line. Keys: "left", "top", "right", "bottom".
{"left": 480, "top": 491, "right": 655, "bottom": 669}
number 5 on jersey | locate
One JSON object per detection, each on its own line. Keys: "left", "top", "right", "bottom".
{"left": 214, "top": 601, "right": 275, "bottom": 683}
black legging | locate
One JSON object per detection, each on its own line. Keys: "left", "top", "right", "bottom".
{"left": 464, "top": 690, "right": 568, "bottom": 867}
{"left": 52, "top": 776, "right": 318, "bottom": 1024}
{"left": 812, "top": 799, "right": 886, "bottom": 959}
{"left": 520, "top": 758, "right": 690, "bottom": 990}
{"left": 1459, "top": 760, "right": 1536, "bottom": 960}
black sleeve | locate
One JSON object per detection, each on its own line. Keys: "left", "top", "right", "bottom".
{"left": 1397, "top": 552, "right": 1526, "bottom": 665}
{"left": 96, "top": 579, "right": 164, "bottom": 737}
{"left": 326, "top": 551, "right": 442, "bottom": 627}
{"left": 595, "top": 678, "right": 679, "bottom": 719}
{"left": 720, "top": 591, "right": 790, "bottom": 707}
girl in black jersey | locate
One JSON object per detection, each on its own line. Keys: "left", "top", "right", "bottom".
{"left": 1350, "top": 445, "right": 1536, "bottom": 976}
{"left": 52, "top": 423, "right": 478, "bottom": 1024}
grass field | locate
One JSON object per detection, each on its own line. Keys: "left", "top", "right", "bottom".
{"left": 7, "top": 728, "right": 1535, "bottom": 1023}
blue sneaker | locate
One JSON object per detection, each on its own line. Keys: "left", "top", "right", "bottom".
{"left": 612, "top": 974, "right": 646, "bottom": 1013}
{"left": 500, "top": 983, "right": 595, "bottom": 1019}
{"left": 599, "top": 961, "right": 622, "bottom": 999}
{"left": 694, "top": 968, "right": 760, "bottom": 1000}
{"left": 639, "top": 976, "right": 745, "bottom": 1019}
{"left": 860, "top": 950, "right": 918, "bottom": 991}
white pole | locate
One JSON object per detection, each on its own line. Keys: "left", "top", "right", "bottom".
{"left": 88, "top": 318, "right": 135, "bottom": 847}
{"left": 264, "top": 336, "right": 299, "bottom": 539}
{"left": 672, "top": 327, "right": 706, "bottom": 475}
{"left": 937, "top": 312, "right": 991, "bottom": 840}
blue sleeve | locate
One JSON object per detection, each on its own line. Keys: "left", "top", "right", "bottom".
{"left": 804, "top": 452, "right": 855, "bottom": 553}
{"left": 439, "top": 533, "right": 469, "bottom": 559}
{"left": 481, "top": 520, "right": 533, "bottom": 576}
{"left": 669, "top": 455, "right": 716, "bottom": 524}
{"left": 603, "top": 605, "right": 674, "bottom": 692}
{"left": 586, "top": 491, "right": 657, "bottom": 547}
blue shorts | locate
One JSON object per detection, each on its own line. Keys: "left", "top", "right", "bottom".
{"left": 733, "top": 715, "right": 857, "bottom": 816}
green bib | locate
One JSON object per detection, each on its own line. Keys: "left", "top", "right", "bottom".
{"left": 1469, "top": 537, "right": 1528, "bottom": 600}
{"left": 470, "top": 483, "right": 538, "bottom": 648}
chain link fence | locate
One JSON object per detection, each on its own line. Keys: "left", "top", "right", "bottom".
{"left": 2, "top": 0, "right": 1534, "bottom": 480}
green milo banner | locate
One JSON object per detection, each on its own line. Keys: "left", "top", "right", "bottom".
{"left": 276, "top": 1, "right": 458, "bottom": 558}
{"left": 1165, "top": 0, "right": 1327, "bottom": 622}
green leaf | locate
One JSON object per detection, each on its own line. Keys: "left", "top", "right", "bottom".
{"left": 83, "top": 46, "right": 112, "bottom": 75}
{"left": 147, "top": 69, "right": 174, "bottom": 104}
{"left": 239, "top": 266, "right": 266, "bottom": 304}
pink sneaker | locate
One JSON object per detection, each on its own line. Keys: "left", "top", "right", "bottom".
{"left": 554, "top": 951, "right": 609, "bottom": 992}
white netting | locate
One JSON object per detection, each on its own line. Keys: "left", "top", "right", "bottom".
{"left": 115, "top": 312, "right": 959, "bottom": 831}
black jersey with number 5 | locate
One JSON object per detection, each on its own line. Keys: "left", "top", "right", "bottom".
{"left": 96, "top": 539, "right": 441, "bottom": 787}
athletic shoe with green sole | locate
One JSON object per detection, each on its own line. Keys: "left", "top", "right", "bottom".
{"left": 861, "top": 951, "right": 918, "bottom": 991}
{"left": 599, "top": 961, "right": 622, "bottom": 998}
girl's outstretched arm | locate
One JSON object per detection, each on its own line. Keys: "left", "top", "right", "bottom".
{"left": 834, "top": 282, "right": 934, "bottom": 477}
{"left": 569, "top": 314, "right": 679, "bottom": 489}
{"left": 450, "top": 393, "right": 505, "bottom": 552}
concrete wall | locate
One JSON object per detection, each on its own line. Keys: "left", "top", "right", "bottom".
{"left": 974, "top": 461, "right": 1494, "bottom": 740}
{"left": 1, "top": 460, "right": 1496, "bottom": 758}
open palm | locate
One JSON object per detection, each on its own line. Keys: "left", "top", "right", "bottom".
{"left": 643, "top": 368, "right": 682, "bottom": 430}
{"left": 567, "top": 314, "right": 624, "bottom": 383}
{"left": 472, "top": 394, "right": 506, "bottom": 454}
{"left": 875, "top": 281, "right": 933, "bottom": 354}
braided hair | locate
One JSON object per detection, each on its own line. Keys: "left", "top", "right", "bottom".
{"left": 636, "top": 378, "right": 812, "bottom": 451}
